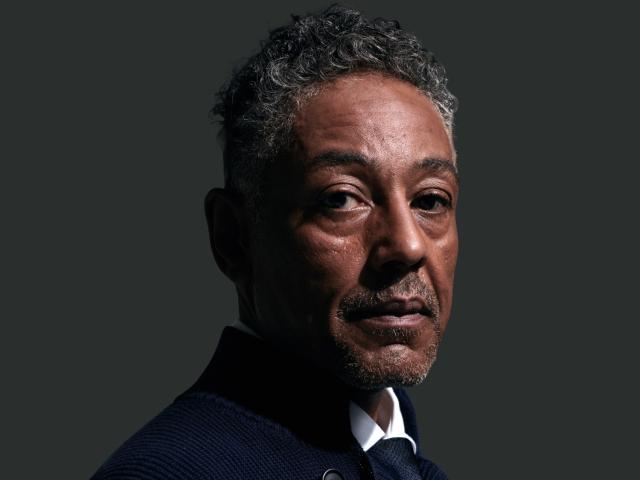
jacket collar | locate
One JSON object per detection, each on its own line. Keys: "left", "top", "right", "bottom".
{"left": 188, "top": 326, "right": 421, "bottom": 452}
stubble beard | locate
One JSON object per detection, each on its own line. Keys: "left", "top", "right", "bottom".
{"left": 331, "top": 274, "right": 443, "bottom": 390}
{"left": 332, "top": 322, "right": 441, "bottom": 390}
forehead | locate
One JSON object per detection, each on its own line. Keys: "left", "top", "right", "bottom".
{"left": 293, "top": 73, "right": 454, "bottom": 167}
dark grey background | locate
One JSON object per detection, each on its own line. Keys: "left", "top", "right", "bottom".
{"left": 4, "top": 1, "right": 638, "bottom": 478}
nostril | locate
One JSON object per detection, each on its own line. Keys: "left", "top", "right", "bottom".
{"left": 369, "top": 239, "right": 426, "bottom": 274}
{"left": 382, "top": 257, "right": 424, "bottom": 275}
{"left": 363, "top": 259, "right": 423, "bottom": 291}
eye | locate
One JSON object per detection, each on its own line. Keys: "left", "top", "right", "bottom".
{"left": 412, "top": 191, "right": 451, "bottom": 213}
{"left": 318, "top": 191, "right": 362, "bottom": 210}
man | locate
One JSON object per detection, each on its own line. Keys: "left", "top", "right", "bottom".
{"left": 93, "top": 5, "right": 458, "bottom": 479}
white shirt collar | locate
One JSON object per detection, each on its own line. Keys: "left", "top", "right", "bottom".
{"left": 231, "top": 322, "right": 418, "bottom": 454}
{"left": 349, "top": 387, "right": 417, "bottom": 454}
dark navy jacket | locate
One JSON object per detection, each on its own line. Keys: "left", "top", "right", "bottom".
{"left": 92, "top": 327, "right": 448, "bottom": 479}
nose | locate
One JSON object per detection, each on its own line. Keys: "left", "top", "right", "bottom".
{"left": 367, "top": 199, "right": 426, "bottom": 274}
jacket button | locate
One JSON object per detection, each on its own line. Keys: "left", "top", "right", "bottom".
{"left": 322, "top": 469, "right": 344, "bottom": 480}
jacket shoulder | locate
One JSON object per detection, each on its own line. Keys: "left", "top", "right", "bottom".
{"left": 91, "top": 393, "right": 288, "bottom": 479}
{"left": 417, "top": 457, "right": 449, "bottom": 480}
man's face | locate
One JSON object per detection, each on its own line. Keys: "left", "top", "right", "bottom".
{"left": 249, "top": 73, "right": 458, "bottom": 389}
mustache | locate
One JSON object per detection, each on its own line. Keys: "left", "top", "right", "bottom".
{"left": 337, "top": 273, "right": 440, "bottom": 321}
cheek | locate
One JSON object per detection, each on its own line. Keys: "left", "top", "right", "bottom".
{"left": 430, "top": 223, "right": 459, "bottom": 322}
{"left": 441, "top": 222, "right": 459, "bottom": 274}
{"left": 288, "top": 225, "right": 366, "bottom": 306}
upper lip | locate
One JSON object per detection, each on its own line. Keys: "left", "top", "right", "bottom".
{"left": 347, "top": 297, "right": 432, "bottom": 321}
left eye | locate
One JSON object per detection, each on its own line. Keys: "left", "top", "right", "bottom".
{"left": 319, "top": 191, "right": 361, "bottom": 210}
{"left": 412, "top": 193, "right": 451, "bottom": 212}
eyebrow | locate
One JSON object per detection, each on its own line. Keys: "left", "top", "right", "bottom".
{"left": 307, "top": 151, "right": 373, "bottom": 169}
{"left": 307, "top": 150, "right": 459, "bottom": 183}
{"left": 420, "top": 157, "right": 460, "bottom": 184}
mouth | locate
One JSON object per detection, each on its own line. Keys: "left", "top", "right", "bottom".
{"left": 344, "top": 297, "right": 434, "bottom": 329}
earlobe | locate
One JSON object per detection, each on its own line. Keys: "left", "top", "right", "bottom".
{"left": 204, "top": 188, "right": 250, "bottom": 282}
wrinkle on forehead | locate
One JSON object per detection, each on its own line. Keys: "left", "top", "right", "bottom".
{"left": 293, "top": 73, "right": 455, "bottom": 166}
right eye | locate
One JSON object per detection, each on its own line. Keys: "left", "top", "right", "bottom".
{"left": 318, "top": 191, "right": 362, "bottom": 210}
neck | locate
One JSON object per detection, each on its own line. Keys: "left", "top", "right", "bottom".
{"left": 193, "top": 327, "right": 358, "bottom": 449}
{"left": 237, "top": 303, "right": 396, "bottom": 431}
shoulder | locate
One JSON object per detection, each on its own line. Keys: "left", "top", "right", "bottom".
{"left": 90, "top": 392, "right": 298, "bottom": 479}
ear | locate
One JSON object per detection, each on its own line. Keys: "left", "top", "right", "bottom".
{"left": 204, "top": 188, "right": 250, "bottom": 282}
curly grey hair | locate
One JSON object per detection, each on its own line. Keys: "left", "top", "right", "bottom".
{"left": 211, "top": 4, "right": 457, "bottom": 210}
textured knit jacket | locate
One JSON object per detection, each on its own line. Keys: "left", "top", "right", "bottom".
{"left": 92, "top": 327, "right": 448, "bottom": 479}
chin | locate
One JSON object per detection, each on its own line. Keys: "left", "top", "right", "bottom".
{"left": 332, "top": 339, "right": 440, "bottom": 391}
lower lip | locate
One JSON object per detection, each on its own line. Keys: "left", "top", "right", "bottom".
{"left": 355, "top": 313, "right": 428, "bottom": 330}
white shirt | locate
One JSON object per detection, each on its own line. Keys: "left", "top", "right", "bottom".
{"left": 231, "top": 321, "right": 418, "bottom": 454}
{"left": 349, "top": 387, "right": 417, "bottom": 454}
